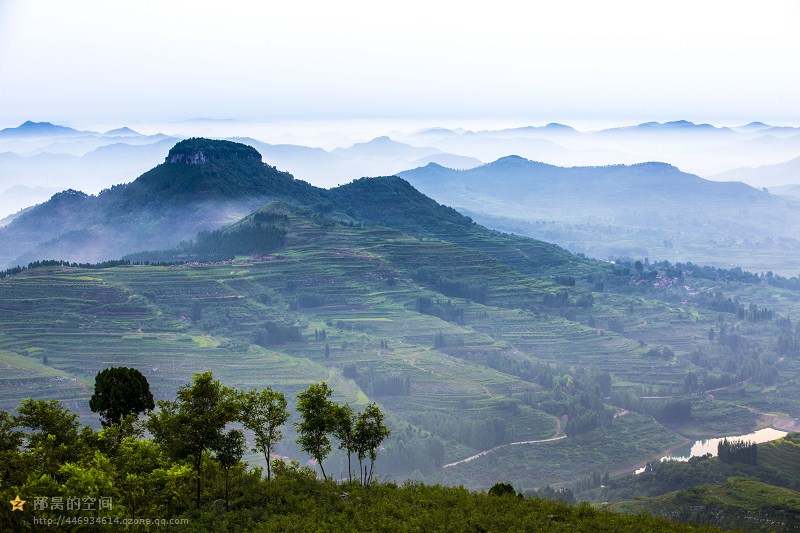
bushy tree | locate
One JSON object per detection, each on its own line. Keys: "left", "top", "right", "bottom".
{"left": 0, "top": 411, "right": 24, "bottom": 485}
{"left": 90, "top": 367, "right": 155, "bottom": 427}
{"left": 295, "top": 382, "right": 336, "bottom": 480}
{"left": 0, "top": 410, "right": 22, "bottom": 452}
{"left": 488, "top": 482, "right": 518, "bottom": 497}
{"left": 16, "top": 398, "right": 84, "bottom": 471}
{"left": 333, "top": 403, "right": 357, "bottom": 482}
{"left": 147, "top": 371, "right": 238, "bottom": 508}
{"left": 240, "top": 387, "right": 289, "bottom": 481}
{"left": 355, "top": 403, "right": 391, "bottom": 485}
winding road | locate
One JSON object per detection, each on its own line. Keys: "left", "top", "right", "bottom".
{"left": 442, "top": 416, "right": 566, "bottom": 469}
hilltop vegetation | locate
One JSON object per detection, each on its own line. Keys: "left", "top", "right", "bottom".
{"left": 577, "top": 434, "right": 800, "bottom": 530}
{"left": 0, "top": 373, "right": 713, "bottom": 532}
{"left": 0, "top": 138, "right": 323, "bottom": 267}
{"left": 608, "top": 479, "right": 800, "bottom": 532}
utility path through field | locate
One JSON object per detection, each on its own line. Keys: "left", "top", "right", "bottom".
{"left": 442, "top": 416, "right": 565, "bottom": 469}
{"left": 442, "top": 435, "right": 567, "bottom": 469}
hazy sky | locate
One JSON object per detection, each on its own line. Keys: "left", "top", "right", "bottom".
{"left": 1, "top": 0, "right": 799, "bottom": 126}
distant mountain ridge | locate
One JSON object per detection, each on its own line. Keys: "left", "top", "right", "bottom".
{"left": 400, "top": 157, "right": 763, "bottom": 210}
{"left": 712, "top": 155, "right": 800, "bottom": 187}
{"left": 0, "top": 121, "right": 88, "bottom": 138}
{"left": 0, "top": 138, "right": 581, "bottom": 275}
{"left": 0, "top": 138, "right": 325, "bottom": 266}
{"left": 225, "top": 135, "right": 482, "bottom": 187}
{"left": 398, "top": 156, "right": 800, "bottom": 274}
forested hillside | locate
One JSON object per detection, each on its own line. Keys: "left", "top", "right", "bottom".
{"left": 2, "top": 139, "right": 800, "bottom": 531}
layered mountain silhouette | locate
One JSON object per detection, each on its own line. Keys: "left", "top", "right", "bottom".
{"left": 8, "top": 137, "right": 800, "bottom": 274}
{"left": 0, "top": 139, "right": 323, "bottom": 266}
{"left": 712, "top": 155, "right": 800, "bottom": 187}
{"left": 0, "top": 121, "right": 87, "bottom": 138}
{"left": 400, "top": 156, "right": 765, "bottom": 215}
{"left": 398, "top": 156, "right": 800, "bottom": 273}
{"left": 0, "top": 138, "right": 576, "bottom": 273}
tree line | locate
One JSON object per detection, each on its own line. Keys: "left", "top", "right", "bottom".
{"left": 413, "top": 268, "right": 488, "bottom": 304}
{"left": 0, "top": 367, "right": 390, "bottom": 517}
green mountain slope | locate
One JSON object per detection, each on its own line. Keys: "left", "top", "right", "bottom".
{"left": 328, "top": 174, "right": 588, "bottom": 277}
{"left": 3, "top": 196, "right": 800, "bottom": 493}
{"left": 608, "top": 478, "right": 800, "bottom": 531}
{"left": 0, "top": 138, "right": 325, "bottom": 267}
{"left": 580, "top": 434, "right": 800, "bottom": 530}
{"left": 3, "top": 139, "right": 800, "bottom": 497}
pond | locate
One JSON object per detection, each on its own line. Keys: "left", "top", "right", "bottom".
{"left": 635, "top": 427, "right": 787, "bottom": 474}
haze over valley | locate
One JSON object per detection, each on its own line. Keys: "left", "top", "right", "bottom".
{"left": 4, "top": 118, "right": 800, "bottom": 275}
{"left": 3, "top": 1, "right": 800, "bottom": 529}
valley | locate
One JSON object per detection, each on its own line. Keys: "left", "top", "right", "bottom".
{"left": 2, "top": 140, "right": 800, "bottom": 503}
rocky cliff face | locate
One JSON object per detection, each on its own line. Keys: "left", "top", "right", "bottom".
{"left": 168, "top": 150, "right": 209, "bottom": 164}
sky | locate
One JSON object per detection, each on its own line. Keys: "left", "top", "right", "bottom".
{"left": 0, "top": 0, "right": 799, "bottom": 127}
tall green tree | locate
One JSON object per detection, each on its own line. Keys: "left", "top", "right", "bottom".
{"left": 147, "top": 371, "right": 239, "bottom": 508}
{"left": 295, "top": 382, "right": 336, "bottom": 480}
{"left": 333, "top": 403, "right": 357, "bottom": 483}
{"left": 214, "top": 429, "right": 246, "bottom": 512}
{"left": 354, "top": 403, "right": 391, "bottom": 485}
{"left": 240, "top": 387, "right": 289, "bottom": 481}
{"left": 90, "top": 367, "right": 155, "bottom": 427}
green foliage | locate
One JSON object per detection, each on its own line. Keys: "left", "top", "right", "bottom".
{"left": 328, "top": 175, "right": 474, "bottom": 236}
{"left": 608, "top": 478, "right": 800, "bottom": 531}
{"left": 89, "top": 366, "right": 155, "bottom": 427}
{"left": 0, "top": 390, "right": 713, "bottom": 532}
{"left": 214, "top": 429, "right": 246, "bottom": 511}
{"left": 194, "top": 224, "right": 287, "bottom": 257}
{"left": 294, "top": 382, "right": 336, "bottom": 480}
{"left": 414, "top": 268, "right": 488, "bottom": 304}
{"left": 240, "top": 387, "right": 289, "bottom": 481}
{"left": 123, "top": 138, "right": 322, "bottom": 206}
{"left": 0, "top": 410, "right": 23, "bottom": 451}
{"left": 347, "top": 365, "right": 411, "bottom": 397}
{"left": 16, "top": 398, "right": 83, "bottom": 472}
{"left": 554, "top": 274, "right": 576, "bottom": 286}
{"left": 717, "top": 438, "right": 757, "bottom": 465}
{"left": 586, "top": 433, "right": 800, "bottom": 516}
{"left": 147, "top": 371, "right": 239, "bottom": 508}
{"left": 488, "top": 482, "right": 519, "bottom": 497}
{"left": 332, "top": 403, "right": 357, "bottom": 483}
{"left": 253, "top": 320, "right": 304, "bottom": 346}
{"left": 641, "top": 399, "right": 692, "bottom": 424}
{"left": 354, "top": 402, "right": 391, "bottom": 485}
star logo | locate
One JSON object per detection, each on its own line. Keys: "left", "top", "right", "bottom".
{"left": 10, "top": 495, "right": 25, "bottom": 511}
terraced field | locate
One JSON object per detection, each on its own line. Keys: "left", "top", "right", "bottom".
{"left": 2, "top": 201, "right": 800, "bottom": 491}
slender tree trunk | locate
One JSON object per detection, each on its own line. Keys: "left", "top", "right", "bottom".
{"left": 196, "top": 456, "right": 202, "bottom": 509}
{"left": 359, "top": 459, "right": 364, "bottom": 485}
{"left": 318, "top": 458, "right": 327, "bottom": 481}
{"left": 265, "top": 444, "right": 272, "bottom": 481}
{"left": 347, "top": 452, "right": 352, "bottom": 483}
{"left": 368, "top": 458, "right": 375, "bottom": 485}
